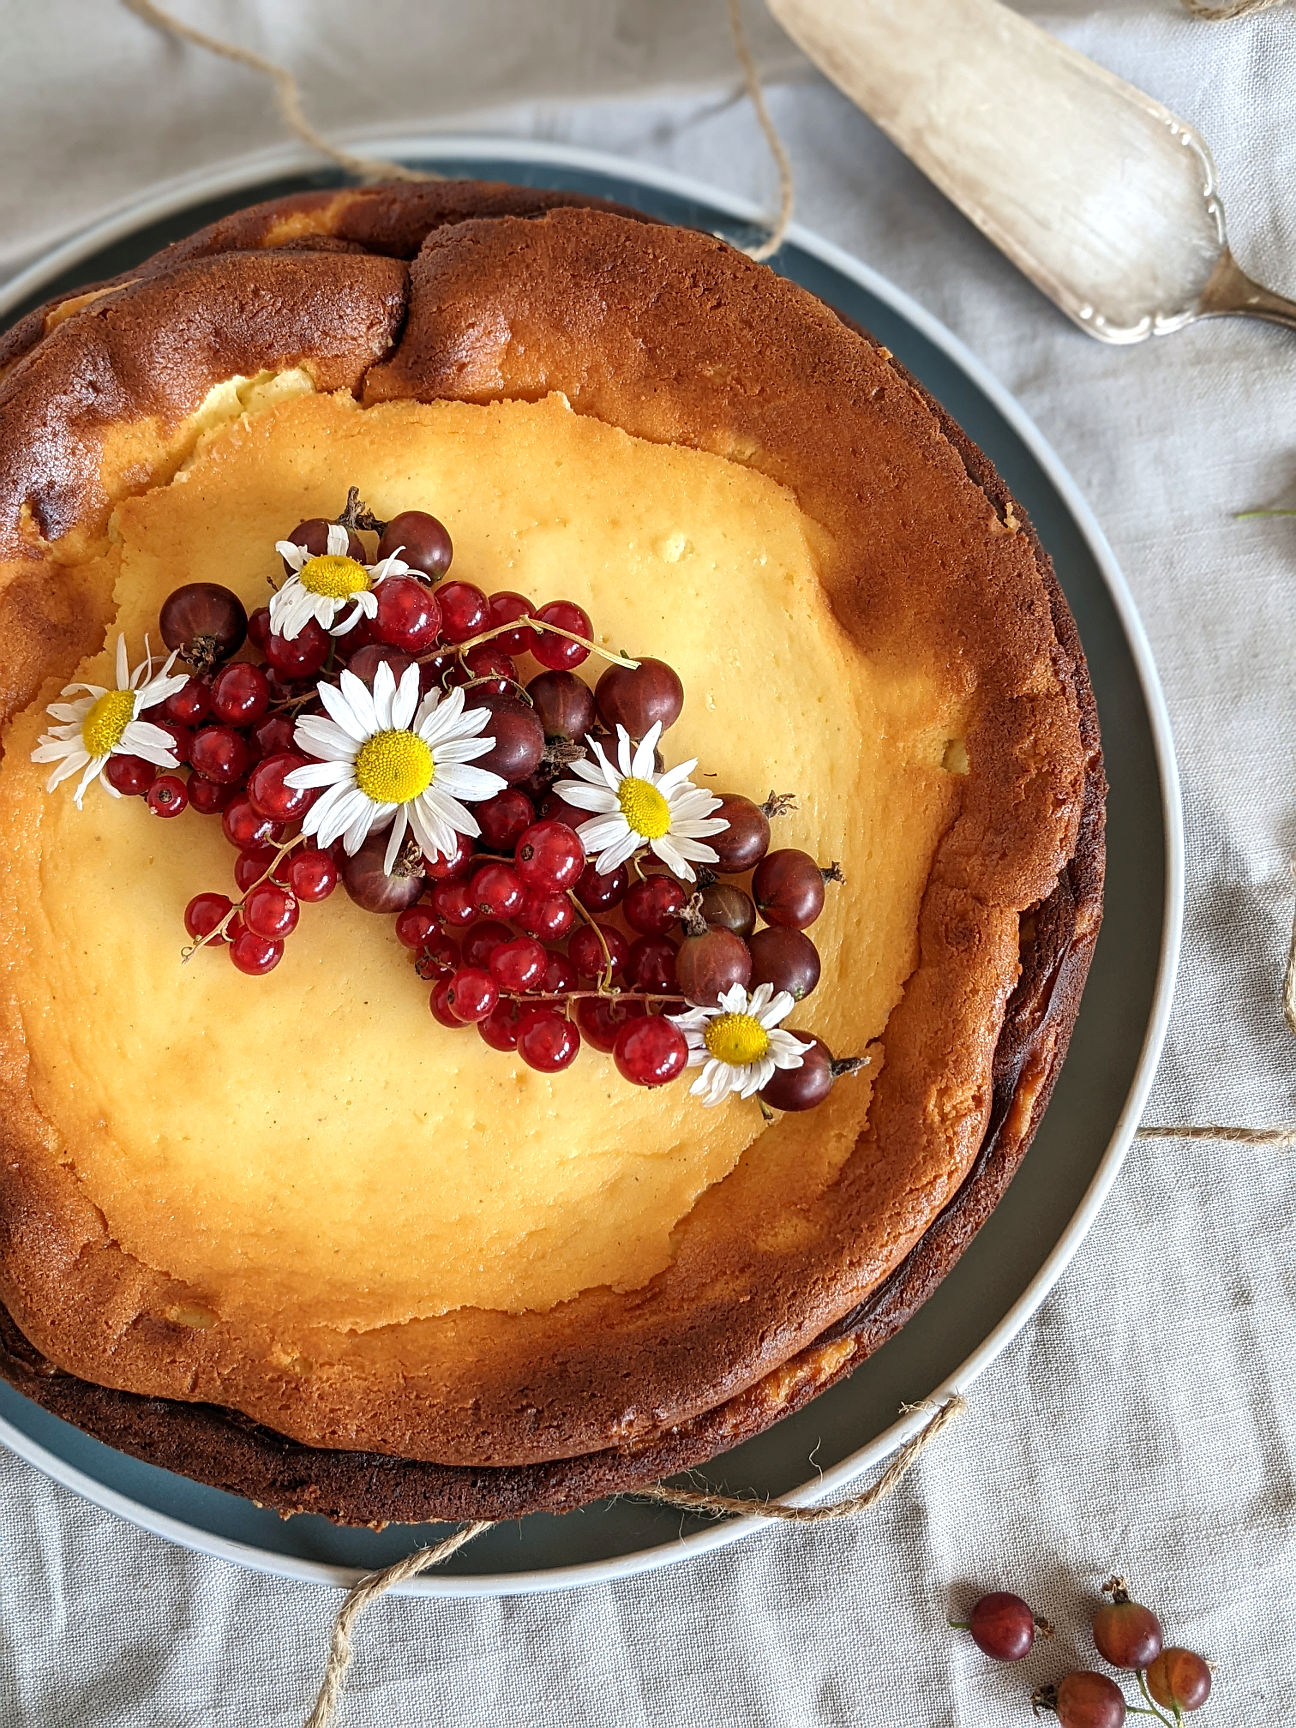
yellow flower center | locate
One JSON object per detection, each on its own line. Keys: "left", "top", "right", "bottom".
{"left": 298, "top": 554, "right": 371, "bottom": 599}
{"left": 703, "top": 1012, "right": 771, "bottom": 1067}
{"left": 81, "top": 689, "right": 137, "bottom": 757}
{"left": 353, "top": 730, "right": 434, "bottom": 804}
{"left": 618, "top": 775, "right": 671, "bottom": 839}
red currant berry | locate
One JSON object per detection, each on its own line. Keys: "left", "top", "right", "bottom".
{"left": 527, "top": 669, "right": 596, "bottom": 741}
{"left": 624, "top": 874, "right": 686, "bottom": 935}
{"left": 485, "top": 590, "right": 537, "bottom": 656}
{"left": 184, "top": 891, "right": 232, "bottom": 942}
{"left": 104, "top": 754, "right": 154, "bottom": 796}
{"left": 249, "top": 713, "right": 297, "bottom": 759}
{"left": 574, "top": 859, "right": 628, "bottom": 913}
{"left": 514, "top": 820, "right": 585, "bottom": 892}
{"left": 1093, "top": 1585, "right": 1163, "bottom": 1671}
{"left": 436, "top": 580, "right": 489, "bottom": 643}
{"left": 568, "top": 923, "right": 628, "bottom": 981}
{"left": 614, "top": 1016, "right": 689, "bottom": 1086}
{"left": 431, "top": 879, "right": 478, "bottom": 928}
{"left": 286, "top": 848, "right": 337, "bottom": 902}
{"left": 627, "top": 935, "right": 679, "bottom": 994}
{"left": 475, "top": 788, "right": 534, "bottom": 852}
{"left": 228, "top": 928, "right": 283, "bottom": 976}
{"left": 209, "top": 661, "right": 270, "bottom": 726}
{"left": 395, "top": 905, "right": 440, "bottom": 949}
{"left": 519, "top": 889, "right": 575, "bottom": 942}
{"left": 459, "top": 642, "right": 517, "bottom": 694}
{"left": 153, "top": 721, "right": 193, "bottom": 766}
{"left": 423, "top": 830, "right": 474, "bottom": 881}
{"left": 264, "top": 617, "right": 330, "bottom": 680}
{"left": 516, "top": 1008, "right": 581, "bottom": 1071}
{"left": 159, "top": 676, "right": 210, "bottom": 727}
{"left": 471, "top": 862, "right": 526, "bottom": 920}
{"left": 1035, "top": 1673, "right": 1126, "bottom": 1728}
{"left": 243, "top": 881, "right": 299, "bottom": 940}
{"left": 576, "top": 994, "right": 646, "bottom": 1052}
{"left": 377, "top": 510, "right": 453, "bottom": 580}
{"left": 190, "top": 725, "right": 251, "bottom": 786}
{"left": 530, "top": 600, "right": 592, "bottom": 671}
{"left": 429, "top": 977, "right": 464, "bottom": 1029}
{"left": 371, "top": 575, "right": 441, "bottom": 654}
{"left": 966, "top": 1593, "right": 1038, "bottom": 1661}
{"left": 160, "top": 583, "right": 247, "bottom": 668}
{"left": 186, "top": 774, "right": 237, "bottom": 815}
{"left": 541, "top": 950, "right": 579, "bottom": 995}
{"left": 446, "top": 966, "right": 500, "bottom": 1024}
{"left": 234, "top": 847, "right": 278, "bottom": 893}
{"left": 489, "top": 936, "right": 548, "bottom": 993}
{"left": 477, "top": 999, "right": 522, "bottom": 1052}
{"left": 752, "top": 849, "right": 830, "bottom": 930}
{"left": 415, "top": 933, "right": 461, "bottom": 979}
{"left": 280, "top": 519, "right": 363, "bottom": 571}
{"left": 1145, "top": 1650, "right": 1211, "bottom": 1713}
{"left": 247, "top": 606, "right": 272, "bottom": 653}
{"left": 462, "top": 920, "right": 513, "bottom": 969}
{"left": 145, "top": 774, "right": 188, "bottom": 818}
{"left": 247, "top": 752, "right": 316, "bottom": 823}
{"left": 221, "top": 796, "right": 281, "bottom": 851}
{"left": 595, "top": 657, "right": 683, "bottom": 737}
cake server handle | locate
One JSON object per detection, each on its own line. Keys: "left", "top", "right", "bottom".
{"left": 1198, "top": 251, "right": 1296, "bottom": 334}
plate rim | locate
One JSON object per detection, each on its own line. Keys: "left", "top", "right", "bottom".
{"left": 0, "top": 133, "right": 1184, "bottom": 1597}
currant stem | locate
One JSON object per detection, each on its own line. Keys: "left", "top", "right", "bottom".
{"left": 446, "top": 617, "right": 640, "bottom": 669}
{"left": 566, "top": 890, "right": 616, "bottom": 991}
{"left": 181, "top": 832, "right": 307, "bottom": 961}
{"left": 500, "top": 988, "right": 685, "bottom": 1007}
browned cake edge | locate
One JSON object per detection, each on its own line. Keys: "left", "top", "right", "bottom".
{"left": 0, "top": 307, "right": 1105, "bottom": 1521}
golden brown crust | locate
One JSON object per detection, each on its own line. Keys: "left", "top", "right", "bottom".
{"left": 0, "top": 187, "right": 1100, "bottom": 1495}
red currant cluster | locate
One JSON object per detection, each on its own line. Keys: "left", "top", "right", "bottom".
{"left": 955, "top": 1579, "right": 1212, "bottom": 1727}
{"left": 128, "top": 492, "right": 861, "bottom": 1106}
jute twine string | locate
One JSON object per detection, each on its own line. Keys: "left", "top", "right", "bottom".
{"left": 1179, "top": 0, "right": 1287, "bottom": 19}
{"left": 302, "top": 1395, "right": 965, "bottom": 1728}
{"left": 120, "top": 0, "right": 793, "bottom": 260}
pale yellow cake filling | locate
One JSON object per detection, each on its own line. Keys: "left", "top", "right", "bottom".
{"left": 0, "top": 390, "right": 964, "bottom": 1330}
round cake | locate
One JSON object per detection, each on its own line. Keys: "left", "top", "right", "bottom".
{"left": 0, "top": 181, "right": 1103, "bottom": 1523}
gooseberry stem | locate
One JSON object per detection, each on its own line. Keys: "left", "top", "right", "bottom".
{"left": 181, "top": 832, "right": 306, "bottom": 961}
{"left": 1235, "top": 507, "right": 1296, "bottom": 518}
{"left": 1136, "top": 1672, "right": 1176, "bottom": 1728}
{"left": 446, "top": 617, "right": 640, "bottom": 669}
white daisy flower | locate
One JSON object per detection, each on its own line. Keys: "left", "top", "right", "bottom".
{"left": 31, "top": 634, "right": 188, "bottom": 808}
{"left": 270, "top": 523, "right": 412, "bottom": 641}
{"left": 552, "top": 721, "right": 728, "bottom": 881}
{"left": 285, "top": 661, "right": 506, "bottom": 871}
{"left": 670, "top": 982, "right": 813, "bottom": 1106}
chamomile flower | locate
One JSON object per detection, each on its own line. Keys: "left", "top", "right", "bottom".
{"left": 271, "top": 523, "right": 411, "bottom": 641}
{"left": 285, "top": 661, "right": 506, "bottom": 871}
{"left": 31, "top": 635, "right": 188, "bottom": 808}
{"left": 553, "top": 721, "right": 728, "bottom": 881}
{"left": 670, "top": 982, "right": 813, "bottom": 1106}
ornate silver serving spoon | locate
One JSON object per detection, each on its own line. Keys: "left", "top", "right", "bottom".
{"left": 767, "top": 0, "right": 1296, "bottom": 342}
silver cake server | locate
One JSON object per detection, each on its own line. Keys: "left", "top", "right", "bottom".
{"left": 766, "top": 0, "right": 1296, "bottom": 343}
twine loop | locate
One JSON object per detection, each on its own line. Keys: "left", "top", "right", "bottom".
{"left": 302, "top": 1394, "right": 964, "bottom": 1728}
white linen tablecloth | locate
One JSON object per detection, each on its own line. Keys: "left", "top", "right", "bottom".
{"left": 2, "top": 3, "right": 1294, "bottom": 1723}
